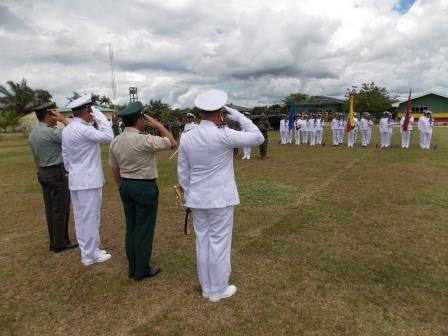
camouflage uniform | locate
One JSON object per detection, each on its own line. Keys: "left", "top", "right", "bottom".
{"left": 257, "top": 118, "right": 270, "bottom": 159}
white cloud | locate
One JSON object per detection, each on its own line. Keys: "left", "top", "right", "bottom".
{"left": 0, "top": 0, "right": 447, "bottom": 108}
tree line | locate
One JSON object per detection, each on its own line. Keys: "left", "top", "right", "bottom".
{"left": 0, "top": 78, "right": 396, "bottom": 132}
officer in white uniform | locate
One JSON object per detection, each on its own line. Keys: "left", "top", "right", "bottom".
{"left": 359, "top": 113, "right": 369, "bottom": 147}
{"left": 279, "top": 115, "right": 288, "bottom": 144}
{"left": 308, "top": 114, "right": 317, "bottom": 146}
{"left": 315, "top": 113, "right": 324, "bottom": 145}
{"left": 367, "top": 113, "right": 373, "bottom": 145}
{"left": 330, "top": 114, "right": 339, "bottom": 146}
{"left": 379, "top": 112, "right": 389, "bottom": 148}
{"left": 183, "top": 112, "right": 198, "bottom": 133}
{"left": 301, "top": 114, "right": 309, "bottom": 144}
{"left": 242, "top": 112, "right": 252, "bottom": 159}
{"left": 386, "top": 113, "right": 394, "bottom": 147}
{"left": 337, "top": 113, "right": 345, "bottom": 145}
{"left": 353, "top": 116, "right": 359, "bottom": 145}
{"left": 346, "top": 118, "right": 356, "bottom": 148}
{"left": 400, "top": 115, "right": 414, "bottom": 148}
{"left": 177, "top": 89, "right": 264, "bottom": 302}
{"left": 294, "top": 115, "right": 301, "bottom": 145}
{"left": 62, "top": 95, "right": 114, "bottom": 265}
{"left": 418, "top": 110, "right": 434, "bottom": 149}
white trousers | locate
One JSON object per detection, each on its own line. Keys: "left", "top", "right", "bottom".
{"left": 243, "top": 147, "right": 251, "bottom": 159}
{"left": 332, "top": 130, "right": 338, "bottom": 145}
{"left": 380, "top": 132, "right": 388, "bottom": 147}
{"left": 288, "top": 130, "right": 292, "bottom": 143}
{"left": 302, "top": 131, "right": 308, "bottom": 144}
{"left": 316, "top": 130, "right": 323, "bottom": 144}
{"left": 71, "top": 188, "right": 103, "bottom": 264}
{"left": 309, "top": 131, "right": 316, "bottom": 146}
{"left": 401, "top": 131, "right": 411, "bottom": 148}
{"left": 295, "top": 130, "right": 301, "bottom": 145}
{"left": 280, "top": 131, "right": 288, "bottom": 144}
{"left": 367, "top": 128, "right": 372, "bottom": 144}
{"left": 361, "top": 130, "right": 369, "bottom": 146}
{"left": 192, "top": 206, "right": 234, "bottom": 296}
{"left": 347, "top": 130, "right": 355, "bottom": 147}
{"left": 338, "top": 129, "right": 344, "bottom": 144}
{"left": 420, "top": 131, "right": 432, "bottom": 149}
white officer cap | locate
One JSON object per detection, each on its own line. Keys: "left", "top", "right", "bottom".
{"left": 194, "top": 89, "right": 228, "bottom": 112}
{"left": 67, "top": 94, "right": 92, "bottom": 110}
{"left": 424, "top": 110, "right": 432, "bottom": 114}
{"left": 186, "top": 112, "right": 195, "bottom": 119}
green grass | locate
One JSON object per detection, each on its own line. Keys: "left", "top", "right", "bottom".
{"left": 1, "top": 127, "right": 447, "bottom": 336}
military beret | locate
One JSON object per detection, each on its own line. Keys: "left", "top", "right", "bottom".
{"left": 118, "top": 101, "right": 143, "bottom": 118}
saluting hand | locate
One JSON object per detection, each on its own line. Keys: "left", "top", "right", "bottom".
{"left": 49, "top": 109, "right": 70, "bottom": 126}
{"left": 143, "top": 114, "right": 160, "bottom": 128}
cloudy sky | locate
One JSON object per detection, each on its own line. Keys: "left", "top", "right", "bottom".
{"left": 0, "top": 0, "right": 447, "bottom": 108}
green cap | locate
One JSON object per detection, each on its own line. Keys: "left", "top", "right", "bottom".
{"left": 118, "top": 101, "right": 143, "bottom": 118}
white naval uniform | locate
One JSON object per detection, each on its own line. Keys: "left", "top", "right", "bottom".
{"left": 400, "top": 116, "right": 414, "bottom": 148}
{"left": 379, "top": 117, "right": 389, "bottom": 148}
{"left": 360, "top": 117, "right": 369, "bottom": 147}
{"left": 301, "top": 119, "right": 309, "bottom": 144}
{"left": 279, "top": 119, "right": 288, "bottom": 144}
{"left": 178, "top": 112, "right": 264, "bottom": 297}
{"left": 337, "top": 119, "right": 344, "bottom": 144}
{"left": 330, "top": 118, "right": 339, "bottom": 145}
{"left": 294, "top": 119, "right": 301, "bottom": 145}
{"left": 353, "top": 117, "right": 359, "bottom": 145}
{"left": 386, "top": 119, "right": 394, "bottom": 147}
{"left": 346, "top": 120, "right": 355, "bottom": 148}
{"left": 308, "top": 118, "right": 317, "bottom": 146}
{"left": 315, "top": 119, "right": 324, "bottom": 145}
{"left": 183, "top": 122, "right": 197, "bottom": 133}
{"left": 367, "top": 119, "right": 373, "bottom": 145}
{"left": 62, "top": 107, "right": 113, "bottom": 265}
{"left": 418, "top": 116, "right": 433, "bottom": 149}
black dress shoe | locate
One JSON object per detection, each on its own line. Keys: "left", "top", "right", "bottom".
{"left": 134, "top": 267, "right": 161, "bottom": 281}
{"left": 53, "top": 242, "right": 79, "bottom": 253}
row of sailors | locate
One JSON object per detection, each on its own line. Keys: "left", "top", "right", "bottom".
{"left": 185, "top": 110, "right": 435, "bottom": 151}
{"left": 279, "top": 114, "right": 325, "bottom": 146}
{"left": 279, "top": 111, "right": 435, "bottom": 149}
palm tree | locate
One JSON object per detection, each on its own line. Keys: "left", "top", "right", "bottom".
{"left": 0, "top": 79, "right": 35, "bottom": 115}
{"left": 0, "top": 110, "right": 21, "bottom": 132}
{"left": 99, "top": 95, "right": 112, "bottom": 106}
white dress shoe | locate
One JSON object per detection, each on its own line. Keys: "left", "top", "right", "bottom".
{"left": 83, "top": 253, "right": 111, "bottom": 266}
{"left": 202, "top": 292, "right": 209, "bottom": 299}
{"left": 209, "top": 285, "right": 237, "bottom": 302}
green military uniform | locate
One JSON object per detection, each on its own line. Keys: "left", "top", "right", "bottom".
{"left": 257, "top": 117, "right": 270, "bottom": 159}
{"left": 109, "top": 102, "right": 171, "bottom": 280}
{"left": 28, "top": 103, "right": 71, "bottom": 250}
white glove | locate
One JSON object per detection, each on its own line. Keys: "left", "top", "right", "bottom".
{"left": 223, "top": 106, "right": 243, "bottom": 122}
{"left": 90, "top": 106, "right": 102, "bottom": 116}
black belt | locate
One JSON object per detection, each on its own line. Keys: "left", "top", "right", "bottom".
{"left": 41, "top": 164, "right": 64, "bottom": 169}
{"left": 121, "top": 177, "right": 156, "bottom": 182}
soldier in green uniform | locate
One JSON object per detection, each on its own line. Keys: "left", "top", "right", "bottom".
{"left": 256, "top": 113, "right": 270, "bottom": 159}
{"left": 28, "top": 102, "right": 78, "bottom": 252}
{"left": 109, "top": 102, "right": 177, "bottom": 281}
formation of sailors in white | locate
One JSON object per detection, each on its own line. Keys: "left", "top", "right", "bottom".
{"left": 276, "top": 110, "right": 434, "bottom": 150}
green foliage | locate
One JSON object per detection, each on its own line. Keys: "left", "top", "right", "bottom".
{"left": 145, "top": 99, "right": 171, "bottom": 119}
{"left": 351, "top": 82, "right": 397, "bottom": 116}
{"left": 282, "top": 92, "right": 309, "bottom": 110}
{"left": 0, "top": 110, "right": 21, "bottom": 132}
{"left": 0, "top": 79, "right": 51, "bottom": 115}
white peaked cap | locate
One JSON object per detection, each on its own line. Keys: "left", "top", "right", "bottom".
{"left": 424, "top": 110, "right": 432, "bottom": 114}
{"left": 186, "top": 112, "right": 195, "bottom": 118}
{"left": 194, "top": 89, "right": 228, "bottom": 112}
{"left": 67, "top": 94, "right": 92, "bottom": 109}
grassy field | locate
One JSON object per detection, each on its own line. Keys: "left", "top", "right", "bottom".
{"left": 0, "top": 127, "right": 447, "bottom": 336}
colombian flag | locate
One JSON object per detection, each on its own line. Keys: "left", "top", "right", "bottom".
{"left": 346, "top": 93, "right": 355, "bottom": 133}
